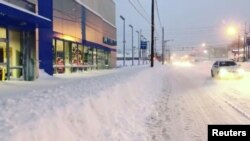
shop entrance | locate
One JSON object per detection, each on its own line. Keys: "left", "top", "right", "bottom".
{"left": 0, "top": 26, "right": 36, "bottom": 81}
{"left": 0, "top": 27, "right": 7, "bottom": 81}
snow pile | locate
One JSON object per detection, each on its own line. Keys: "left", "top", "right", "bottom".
{"left": 241, "top": 62, "right": 250, "bottom": 71}
{"left": 38, "top": 69, "right": 54, "bottom": 80}
{"left": 116, "top": 60, "right": 149, "bottom": 68}
{"left": 0, "top": 64, "right": 166, "bottom": 141}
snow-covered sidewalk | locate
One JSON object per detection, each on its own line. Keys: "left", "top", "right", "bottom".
{"left": 0, "top": 64, "right": 166, "bottom": 141}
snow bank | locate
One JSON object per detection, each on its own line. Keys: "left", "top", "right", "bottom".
{"left": 0, "top": 64, "right": 166, "bottom": 141}
{"left": 38, "top": 69, "right": 54, "bottom": 80}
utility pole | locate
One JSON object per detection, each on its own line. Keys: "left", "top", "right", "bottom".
{"left": 164, "top": 39, "right": 174, "bottom": 63}
{"left": 162, "top": 27, "right": 165, "bottom": 65}
{"left": 146, "top": 40, "right": 150, "bottom": 64}
{"left": 244, "top": 22, "right": 247, "bottom": 60}
{"left": 150, "top": 0, "right": 155, "bottom": 67}
{"left": 120, "top": 15, "right": 126, "bottom": 66}
{"left": 155, "top": 37, "right": 157, "bottom": 58}
{"left": 248, "top": 26, "right": 250, "bottom": 60}
{"left": 129, "top": 25, "right": 134, "bottom": 66}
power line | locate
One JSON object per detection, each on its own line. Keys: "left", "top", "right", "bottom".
{"left": 165, "top": 25, "right": 219, "bottom": 31}
{"left": 127, "top": 0, "right": 160, "bottom": 38}
{"left": 135, "top": 0, "right": 150, "bottom": 19}
{"left": 128, "top": 0, "right": 151, "bottom": 24}
{"left": 155, "top": 0, "right": 162, "bottom": 28}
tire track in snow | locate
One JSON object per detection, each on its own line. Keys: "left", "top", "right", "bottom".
{"left": 145, "top": 73, "right": 172, "bottom": 141}
{"left": 222, "top": 88, "right": 250, "bottom": 120}
{"left": 224, "top": 100, "right": 250, "bottom": 120}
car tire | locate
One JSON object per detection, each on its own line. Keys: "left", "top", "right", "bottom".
{"left": 211, "top": 70, "right": 214, "bottom": 78}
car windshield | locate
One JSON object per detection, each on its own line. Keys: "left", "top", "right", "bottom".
{"left": 219, "top": 61, "right": 236, "bottom": 67}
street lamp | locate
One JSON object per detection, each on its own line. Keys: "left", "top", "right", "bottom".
{"left": 146, "top": 40, "right": 150, "bottom": 64}
{"left": 226, "top": 25, "right": 240, "bottom": 61}
{"left": 136, "top": 30, "right": 141, "bottom": 65}
{"left": 164, "top": 39, "right": 174, "bottom": 63}
{"left": 120, "top": 15, "right": 126, "bottom": 66}
{"left": 203, "top": 50, "right": 208, "bottom": 54}
{"left": 227, "top": 26, "right": 237, "bottom": 36}
{"left": 129, "top": 24, "right": 134, "bottom": 66}
{"left": 202, "top": 43, "right": 206, "bottom": 47}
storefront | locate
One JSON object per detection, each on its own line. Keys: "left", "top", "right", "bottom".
{"left": 0, "top": 27, "right": 35, "bottom": 81}
{"left": 52, "top": 0, "right": 116, "bottom": 74}
{"left": 53, "top": 37, "right": 112, "bottom": 74}
{"left": 0, "top": 0, "right": 52, "bottom": 81}
{"left": 0, "top": 0, "right": 116, "bottom": 80}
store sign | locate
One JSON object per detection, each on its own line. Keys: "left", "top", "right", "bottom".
{"left": 103, "top": 37, "right": 117, "bottom": 46}
{"left": 141, "top": 41, "right": 147, "bottom": 49}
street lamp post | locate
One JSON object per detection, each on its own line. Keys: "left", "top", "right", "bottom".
{"left": 201, "top": 43, "right": 210, "bottom": 60}
{"left": 120, "top": 15, "right": 126, "bottom": 66}
{"left": 146, "top": 40, "right": 150, "bottom": 64}
{"left": 129, "top": 25, "right": 134, "bottom": 66}
{"left": 226, "top": 25, "right": 241, "bottom": 61}
{"left": 238, "top": 34, "right": 240, "bottom": 61}
{"left": 136, "top": 30, "right": 141, "bottom": 65}
{"left": 164, "top": 39, "right": 174, "bottom": 63}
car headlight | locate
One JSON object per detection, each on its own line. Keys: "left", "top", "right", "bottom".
{"left": 219, "top": 68, "right": 228, "bottom": 77}
{"left": 237, "top": 68, "right": 245, "bottom": 75}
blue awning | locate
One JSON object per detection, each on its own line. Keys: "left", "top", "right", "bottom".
{"left": 0, "top": 1, "right": 51, "bottom": 29}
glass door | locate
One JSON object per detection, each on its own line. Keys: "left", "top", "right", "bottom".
{"left": 0, "top": 27, "right": 7, "bottom": 81}
{"left": 9, "top": 29, "right": 22, "bottom": 80}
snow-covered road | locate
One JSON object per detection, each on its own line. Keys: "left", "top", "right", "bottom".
{"left": 1, "top": 61, "right": 250, "bottom": 141}
{"left": 148, "top": 62, "right": 250, "bottom": 141}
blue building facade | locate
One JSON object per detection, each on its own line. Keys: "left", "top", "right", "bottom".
{"left": 0, "top": 0, "right": 52, "bottom": 81}
{"left": 0, "top": 0, "right": 116, "bottom": 81}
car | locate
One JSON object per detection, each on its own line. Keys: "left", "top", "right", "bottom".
{"left": 211, "top": 60, "right": 245, "bottom": 79}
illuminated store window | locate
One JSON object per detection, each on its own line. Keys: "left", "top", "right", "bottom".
{"left": 55, "top": 40, "right": 64, "bottom": 74}
{"left": 97, "top": 49, "right": 104, "bottom": 69}
{"left": 78, "top": 45, "right": 84, "bottom": 65}
{"left": 64, "top": 41, "right": 71, "bottom": 73}
{"left": 105, "top": 51, "right": 111, "bottom": 68}
{"left": 71, "top": 43, "right": 78, "bottom": 72}
{"left": 84, "top": 47, "right": 93, "bottom": 66}
{"left": 83, "top": 46, "right": 88, "bottom": 64}
{"left": 88, "top": 48, "right": 93, "bottom": 66}
{"left": 53, "top": 39, "right": 55, "bottom": 65}
{"left": 93, "top": 48, "right": 97, "bottom": 69}
{"left": 77, "top": 44, "right": 84, "bottom": 72}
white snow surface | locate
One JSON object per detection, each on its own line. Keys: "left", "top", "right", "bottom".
{"left": 0, "top": 64, "right": 164, "bottom": 141}
{"left": 1, "top": 61, "right": 250, "bottom": 141}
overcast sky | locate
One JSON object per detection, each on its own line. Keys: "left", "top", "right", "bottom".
{"left": 115, "top": 0, "right": 250, "bottom": 54}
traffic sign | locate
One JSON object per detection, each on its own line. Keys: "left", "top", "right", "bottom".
{"left": 141, "top": 41, "right": 147, "bottom": 49}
